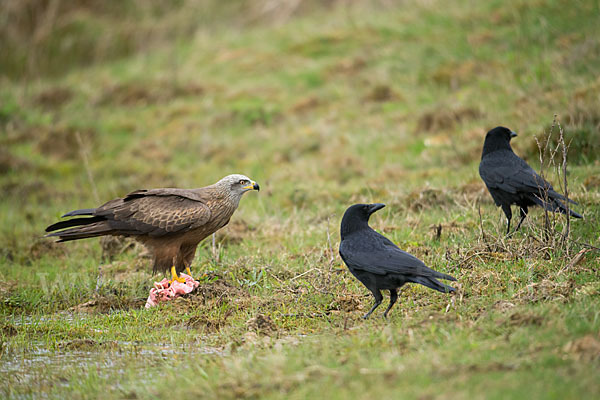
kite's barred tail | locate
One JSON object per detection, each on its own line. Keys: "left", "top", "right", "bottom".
{"left": 45, "top": 208, "right": 111, "bottom": 242}
{"left": 45, "top": 221, "right": 113, "bottom": 242}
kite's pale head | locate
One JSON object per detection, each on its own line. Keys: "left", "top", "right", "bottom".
{"left": 218, "top": 174, "right": 260, "bottom": 197}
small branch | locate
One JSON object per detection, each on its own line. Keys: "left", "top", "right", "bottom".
{"left": 557, "top": 248, "right": 591, "bottom": 276}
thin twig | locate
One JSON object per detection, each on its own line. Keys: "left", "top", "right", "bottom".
{"left": 75, "top": 130, "right": 102, "bottom": 293}
{"left": 212, "top": 233, "right": 216, "bottom": 256}
{"left": 75, "top": 131, "right": 99, "bottom": 204}
{"left": 561, "top": 236, "right": 600, "bottom": 252}
{"left": 478, "top": 201, "right": 491, "bottom": 252}
{"left": 558, "top": 119, "right": 571, "bottom": 249}
{"left": 534, "top": 134, "right": 551, "bottom": 237}
{"left": 290, "top": 268, "right": 316, "bottom": 282}
{"left": 326, "top": 215, "right": 335, "bottom": 267}
{"left": 556, "top": 249, "right": 591, "bottom": 276}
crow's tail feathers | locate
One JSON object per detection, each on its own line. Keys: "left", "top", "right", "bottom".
{"left": 433, "top": 270, "right": 457, "bottom": 282}
{"left": 411, "top": 276, "right": 456, "bottom": 293}
{"left": 565, "top": 208, "right": 583, "bottom": 219}
{"left": 533, "top": 194, "right": 583, "bottom": 219}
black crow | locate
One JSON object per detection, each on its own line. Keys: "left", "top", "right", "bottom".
{"left": 479, "top": 126, "right": 582, "bottom": 234}
{"left": 339, "top": 203, "right": 457, "bottom": 319}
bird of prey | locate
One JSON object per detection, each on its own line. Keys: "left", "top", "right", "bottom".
{"left": 339, "top": 203, "right": 456, "bottom": 319}
{"left": 46, "top": 174, "right": 259, "bottom": 283}
{"left": 479, "top": 126, "right": 582, "bottom": 234}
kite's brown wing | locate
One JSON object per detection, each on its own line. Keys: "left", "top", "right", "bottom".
{"left": 96, "top": 193, "right": 212, "bottom": 237}
{"left": 122, "top": 188, "right": 210, "bottom": 202}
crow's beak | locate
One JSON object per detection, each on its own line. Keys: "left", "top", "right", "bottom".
{"left": 369, "top": 203, "right": 386, "bottom": 214}
{"left": 243, "top": 181, "right": 260, "bottom": 191}
{"left": 510, "top": 131, "right": 518, "bottom": 138}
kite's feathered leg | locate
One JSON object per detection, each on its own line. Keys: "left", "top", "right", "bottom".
{"left": 170, "top": 266, "right": 186, "bottom": 284}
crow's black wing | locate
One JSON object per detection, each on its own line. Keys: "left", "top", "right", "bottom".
{"left": 340, "top": 238, "right": 455, "bottom": 281}
{"left": 479, "top": 150, "right": 570, "bottom": 199}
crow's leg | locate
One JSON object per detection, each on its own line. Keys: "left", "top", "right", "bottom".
{"left": 363, "top": 290, "right": 383, "bottom": 319}
{"left": 383, "top": 289, "right": 398, "bottom": 319}
{"left": 501, "top": 205, "right": 512, "bottom": 235}
{"left": 515, "top": 206, "right": 528, "bottom": 231}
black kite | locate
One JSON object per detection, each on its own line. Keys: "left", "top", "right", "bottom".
{"left": 45, "top": 174, "right": 259, "bottom": 282}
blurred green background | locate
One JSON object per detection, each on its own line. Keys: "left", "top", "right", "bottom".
{"left": 1, "top": 0, "right": 599, "bottom": 399}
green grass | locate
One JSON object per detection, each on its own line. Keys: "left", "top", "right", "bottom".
{"left": 1, "top": 0, "right": 600, "bottom": 398}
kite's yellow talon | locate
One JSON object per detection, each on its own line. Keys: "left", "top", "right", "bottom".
{"left": 185, "top": 267, "right": 194, "bottom": 280}
{"left": 170, "top": 266, "right": 186, "bottom": 284}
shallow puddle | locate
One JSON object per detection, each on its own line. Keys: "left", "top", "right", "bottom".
{"left": 2, "top": 312, "right": 224, "bottom": 391}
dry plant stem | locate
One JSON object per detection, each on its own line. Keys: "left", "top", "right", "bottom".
{"left": 556, "top": 249, "right": 591, "bottom": 276}
{"left": 94, "top": 267, "right": 103, "bottom": 296}
{"left": 316, "top": 215, "right": 336, "bottom": 295}
{"left": 75, "top": 130, "right": 99, "bottom": 204}
{"left": 212, "top": 233, "right": 216, "bottom": 258}
{"left": 558, "top": 120, "right": 571, "bottom": 250}
{"left": 531, "top": 115, "right": 579, "bottom": 256}
{"left": 535, "top": 117, "right": 562, "bottom": 244}
{"left": 478, "top": 202, "right": 492, "bottom": 252}
{"left": 536, "top": 123, "right": 552, "bottom": 238}
{"left": 326, "top": 215, "right": 335, "bottom": 268}
{"left": 76, "top": 130, "right": 102, "bottom": 292}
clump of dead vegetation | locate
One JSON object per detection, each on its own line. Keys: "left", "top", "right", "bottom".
{"left": 58, "top": 338, "right": 118, "bottom": 351}
{"left": 0, "top": 148, "right": 32, "bottom": 175}
{"left": 523, "top": 98, "right": 600, "bottom": 164}
{"left": 563, "top": 334, "right": 600, "bottom": 362}
{"left": 429, "top": 60, "right": 486, "bottom": 90}
{"left": 33, "top": 86, "right": 74, "bottom": 109}
{"left": 34, "top": 125, "right": 97, "bottom": 161}
{"left": 69, "top": 296, "right": 146, "bottom": 314}
{"left": 246, "top": 314, "right": 277, "bottom": 335}
{"left": 96, "top": 81, "right": 204, "bottom": 107}
{"left": 405, "top": 187, "right": 454, "bottom": 211}
{"left": 416, "top": 106, "right": 483, "bottom": 133}
{"left": 363, "top": 84, "right": 402, "bottom": 103}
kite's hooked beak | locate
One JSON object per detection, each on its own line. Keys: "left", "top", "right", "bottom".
{"left": 368, "top": 203, "right": 386, "bottom": 214}
{"left": 244, "top": 181, "right": 260, "bottom": 191}
{"left": 510, "top": 131, "right": 518, "bottom": 138}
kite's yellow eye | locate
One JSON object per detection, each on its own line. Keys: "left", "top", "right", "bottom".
{"left": 239, "top": 180, "right": 247, "bottom": 185}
